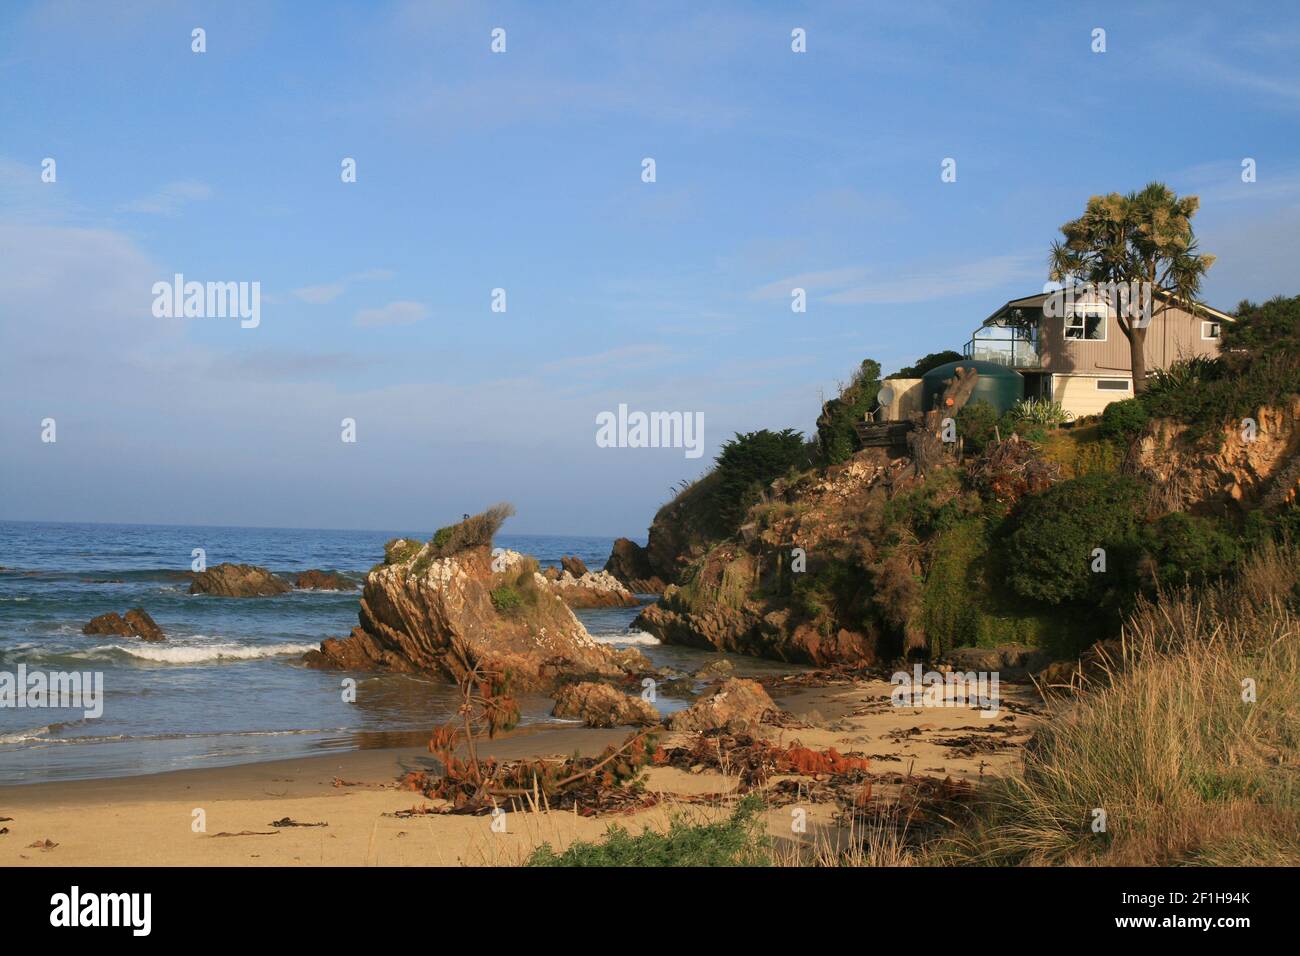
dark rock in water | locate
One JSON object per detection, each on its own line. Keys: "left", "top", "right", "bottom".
{"left": 190, "top": 563, "right": 291, "bottom": 597}
{"left": 83, "top": 612, "right": 135, "bottom": 637}
{"left": 83, "top": 608, "right": 166, "bottom": 642}
{"left": 551, "top": 681, "right": 659, "bottom": 728}
{"left": 124, "top": 608, "right": 166, "bottom": 642}
{"left": 559, "top": 555, "right": 589, "bottom": 578}
{"left": 602, "top": 538, "right": 667, "bottom": 593}
{"left": 294, "top": 569, "right": 355, "bottom": 591}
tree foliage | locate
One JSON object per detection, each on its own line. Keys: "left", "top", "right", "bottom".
{"left": 1049, "top": 183, "right": 1215, "bottom": 394}
{"left": 706, "top": 428, "right": 809, "bottom": 536}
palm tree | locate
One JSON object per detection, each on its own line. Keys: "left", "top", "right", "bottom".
{"left": 1049, "top": 183, "right": 1215, "bottom": 394}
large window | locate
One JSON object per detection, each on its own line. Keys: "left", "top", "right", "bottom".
{"left": 1202, "top": 320, "right": 1221, "bottom": 340}
{"left": 1065, "top": 305, "right": 1106, "bottom": 341}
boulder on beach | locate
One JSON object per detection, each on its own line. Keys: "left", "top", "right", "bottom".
{"left": 303, "top": 505, "right": 637, "bottom": 690}
{"left": 190, "top": 563, "right": 291, "bottom": 597}
{"left": 294, "top": 569, "right": 355, "bottom": 591}
{"left": 551, "top": 681, "right": 659, "bottom": 728}
{"left": 667, "top": 678, "right": 775, "bottom": 734}
{"left": 83, "top": 608, "right": 166, "bottom": 642}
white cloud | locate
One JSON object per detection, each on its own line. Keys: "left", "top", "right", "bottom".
{"left": 294, "top": 268, "right": 395, "bottom": 304}
{"left": 752, "top": 254, "right": 1042, "bottom": 306}
{"left": 354, "top": 300, "right": 428, "bottom": 327}
{"left": 118, "top": 181, "right": 213, "bottom": 216}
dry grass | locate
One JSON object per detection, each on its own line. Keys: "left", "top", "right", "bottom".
{"left": 928, "top": 541, "right": 1300, "bottom": 866}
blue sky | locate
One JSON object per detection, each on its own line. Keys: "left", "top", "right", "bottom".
{"left": 2, "top": 1, "right": 1298, "bottom": 536}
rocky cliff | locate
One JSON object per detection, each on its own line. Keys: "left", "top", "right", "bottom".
{"left": 304, "top": 538, "right": 634, "bottom": 690}
{"left": 1133, "top": 396, "right": 1300, "bottom": 513}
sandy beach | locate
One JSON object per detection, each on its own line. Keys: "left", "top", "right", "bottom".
{"left": 0, "top": 677, "right": 1041, "bottom": 866}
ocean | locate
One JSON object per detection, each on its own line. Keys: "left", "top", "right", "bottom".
{"left": 0, "top": 521, "right": 788, "bottom": 785}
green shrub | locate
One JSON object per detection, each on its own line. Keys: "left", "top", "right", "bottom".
{"left": 1004, "top": 473, "right": 1146, "bottom": 605}
{"left": 889, "top": 350, "right": 963, "bottom": 379}
{"left": 706, "top": 428, "right": 809, "bottom": 536}
{"left": 1144, "top": 355, "right": 1225, "bottom": 398}
{"left": 1223, "top": 294, "right": 1300, "bottom": 366}
{"left": 1013, "top": 398, "right": 1070, "bottom": 427}
{"left": 428, "top": 503, "right": 516, "bottom": 558}
{"left": 955, "top": 400, "right": 999, "bottom": 453}
{"left": 816, "top": 359, "right": 882, "bottom": 464}
{"left": 1140, "top": 512, "right": 1240, "bottom": 589}
{"left": 489, "top": 585, "right": 523, "bottom": 612}
{"left": 1099, "top": 398, "right": 1149, "bottom": 441}
{"left": 526, "top": 795, "right": 770, "bottom": 867}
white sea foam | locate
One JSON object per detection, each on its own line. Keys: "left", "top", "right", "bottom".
{"left": 590, "top": 631, "right": 660, "bottom": 646}
{"left": 86, "top": 642, "right": 319, "bottom": 664}
{"left": 0, "top": 724, "right": 57, "bottom": 744}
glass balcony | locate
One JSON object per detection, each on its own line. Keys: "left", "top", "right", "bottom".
{"left": 963, "top": 323, "right": 1041, "bottom": 369}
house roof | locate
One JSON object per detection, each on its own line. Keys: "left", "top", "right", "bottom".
{"left": 983, "top": 287, "right": 1236, "bottom": 327}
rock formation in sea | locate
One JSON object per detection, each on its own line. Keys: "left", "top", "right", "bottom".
{"left": 294, "top": 569, "right": 355, "bottom": 591}
{"left": 83, "top": 607, "right": 166, "bottom": 642}
{"left": 602, "top": 538, "right": 667, "bottom": 593}
{"left": 190, "top": 563, "right": 292, "bottom": 597}
{"left": 303, "top": 510, "right": 640, "bottom": 690}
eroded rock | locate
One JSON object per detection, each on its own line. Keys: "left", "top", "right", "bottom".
{"left": 551, "top": 681, "right": 659, "bottom": 728}
{"left": 667, "top": 678, "right": 776, "bottom": 733}
{"left": 294, "top": 570, "right": 355, "bottom": 591}
{"left": 190, "top": 563, "right": 291, "bottom": 597}
{"left": 303, "top": 532, "right": 632, "bottom": 690}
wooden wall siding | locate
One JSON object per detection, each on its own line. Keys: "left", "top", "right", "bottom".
{"left": 1035, "top": 303, "right": 1221, "bottom": 375}
{"left": 1052, "top": 375, "right": 1133, "bottom": 418}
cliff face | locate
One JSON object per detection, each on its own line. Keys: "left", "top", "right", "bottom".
{"left": 305, "top": 543, "right": 629, "bottom": 690}
{"left": 634, "top": 450, "right": 907, "bottom": 665}
{"left": 1133, "top": 397, "right": 1300, "bottom": 513}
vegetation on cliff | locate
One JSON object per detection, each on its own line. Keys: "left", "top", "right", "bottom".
{"left": 634, "top": 306, "right": 1300, "bottom": 667}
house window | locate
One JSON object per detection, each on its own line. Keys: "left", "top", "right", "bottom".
{"left": 1096, "top": 379, "right": 1130, "bottom": 391}
{"left": 1065, "top": 306, "right": 1106, "bottom": 341}
{"left": 1202, "top": 321, "right": 1221, "bottom": 340}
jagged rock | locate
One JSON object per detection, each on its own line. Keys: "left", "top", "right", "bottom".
{"left": 190, "top": 563, "right": 291, "bottom": 597}
{"left": 1133, "top": 396, "right": 1300, "bottom": 512}
{"left": 602, "top": 538, "right": 668, "bottom": 593}
{"left": 559, "top": 555, "right": 589, "bottom": 577}
{"left": 692, "top": 658, "right": 734, "bottom": 680}
{"left": 123, "top": 608, "right": 166, "bottom": 642}
{"left": 551, "top": 681, "right": 659, "bottom": 728}
{"left": 667, "top": 678, "right": 776, "bottom": 733}
{"left": 303, "top": 535, "right": 631, "bottom": 691}
{"left": 543, "top": 568, "right": 640, "bottom": 608}
{"left": 83, "top": 612, "right": 135, "bottom": 637}
{"left": 295, "top": 569, "right": 355, "bottom": 591}
{"left": 83, "top": 609, "right": 165, "bottom": 642}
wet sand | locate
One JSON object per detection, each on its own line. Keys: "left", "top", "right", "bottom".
{"left": 0, "top": 678, "right": 1042, "bottom": 866}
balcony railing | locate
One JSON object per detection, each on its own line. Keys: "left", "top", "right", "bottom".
{"left": 963, "top": 326, "right": 1041, "bottom": 369}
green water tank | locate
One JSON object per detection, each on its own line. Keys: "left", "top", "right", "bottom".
{"left": 920, "top": 360, "right": 1024, "bottom": 416}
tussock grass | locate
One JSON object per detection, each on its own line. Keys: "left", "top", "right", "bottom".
{"left": 930, "top": 541, "right": 1300, "bottom": 866}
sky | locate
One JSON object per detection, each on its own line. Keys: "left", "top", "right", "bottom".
{"left": 1, "top": 1, "right": 1298, "bottom": 536}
